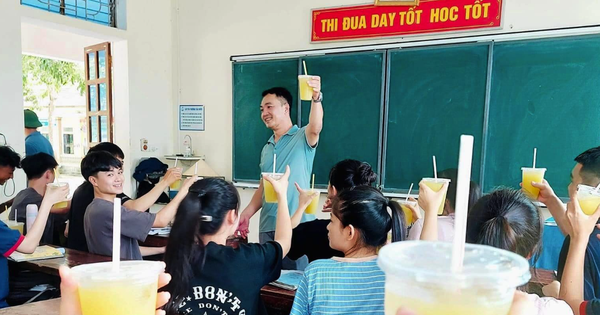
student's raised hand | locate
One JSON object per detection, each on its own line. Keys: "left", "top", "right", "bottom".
{"left": 43, "top": 184, "right": 70, "bottom": 207}
{"left": 308, "top": 76, "right": 322, "bottom": 100}
{"left": 263, "top": 166, "right": 291, "bottom": 197}
{"left": 236, "top": 212, "right": 250, "bottom": 239}
{"left": 162, "top": 168, "right": 183, "bottom": 186}
{"left": 528, "top": 179, "right": 559, "bottom": 205}
{"left": 178, "top": 176, "right": 199, "bottom": 195}
{"left": 566, "top": 189, "right": 600, "bottom": 242}
{"left": 295, "top": 183, "right": 319, "bottom": 211}
{"left": 417, "top": 181, "right": 448, "bottom": 215}
{"left": 59, "top": 265, "right": 172, "bottom": 315}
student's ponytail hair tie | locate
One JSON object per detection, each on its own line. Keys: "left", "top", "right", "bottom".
{"left": 201, "top": 215, "right": 212, "bottom": 222}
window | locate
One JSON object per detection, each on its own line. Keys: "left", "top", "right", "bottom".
{"left": 20, "top": 0, "right": 116, "bottom": 27}
{"left": 85, "top": 42, "right": 113, "bottom": 147}
{"left": 63, "top": 127, "right": 74, "bottom": 155}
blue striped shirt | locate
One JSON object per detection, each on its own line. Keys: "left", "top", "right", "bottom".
{"left": 290, "top": 256, "right": 385, "bottom": 315}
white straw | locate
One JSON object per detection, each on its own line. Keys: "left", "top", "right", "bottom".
{"left": 533, "top": 148, "right": 537, "bottom": 169}
{"left": 174, "top": 157, "right": 178, "bottom": 168}
{"left": 112, "top": 197, "right": 121, "bottom": 271}
{"left": 406, "top": 183, "right": 414, "bottom": 202}
{"left": 433, "top": 156, "right": 438, "bottom": 179}
{"left": 451, "top": 135, "right": 474, "bottom": 273}
{"left": 595, "top": 182, "right": 600, "bottom": 192}
{"left": 14, "top": 208, "right": 17, "bottom": 222}
{"left": 194, "top": 162, "right": 198, "bottom": 175}
{"left": 273, "top": 154, "right": 277, "bottom": 175}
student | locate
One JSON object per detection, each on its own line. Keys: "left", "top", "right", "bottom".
{"left": 559, "top": 191, "right": 600, "bottom": 315}
{"left": 81, "top": 151, "right": 194, "bottom": 260}
{"left": 163, "top": 166, "right": 293, "bottom": 315}
{"left": 290, "top": 186, "right": 406, "bottom": 315}
{"left": 0, "top": 146, "right": 21, "bottom": 211}
{"left": 407, "top": 168, "right": 482, "bottom": 241}
{"left": 463, "top": 189, "right": 572, "bottom": 315}
{"left": 9, "top": 153, "right": 67, "bottom": 245}
{"left": 0, "top": 182, "right": 68, "bottom": 308}
{"left": 58, "top": 265, "right": 172, "bottom": 315}
{"left": 540, "top": 146, "right": 600, "bottom": 300}
{"left": 67, "top": 142, "right": 181, "bottom": 251}
{"left": 238, "top": 82, "right": 323, "bottom": 270}
{"left": 288, "top": 159, "right": 378, "bottom": 262}
{"left": 23, "top": 109, "right": 54, "bottom": 157}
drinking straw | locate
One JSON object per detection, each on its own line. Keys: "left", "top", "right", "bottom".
{"left": 533, "top": 148, "right": 537, "bottom": 168}
{"left": 112, "top": 198, "right": 121, "bottom": 272}
{"left": 433, "top": 156, "right": 438, "bottom": 179}
{"left": 303, "top": 61, "right": 308, "bottom": 75}
{"left": 406, "top": 183, "right": 414, "bottom": 202}
{"left": 451, "top": 135, "right": 474, "bottom": 273}
{"left": 273, "top": 154, "right": 277, "bottom": 175}
{"left": 311, "top": 174, "right": 315, "bottom": 190}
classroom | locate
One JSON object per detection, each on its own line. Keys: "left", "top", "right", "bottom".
{"left": 1, "top": 0, "right": 600, "bottom": 314}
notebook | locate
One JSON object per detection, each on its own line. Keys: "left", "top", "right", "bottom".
{"left": 9, "top": 246, "right": 65, "bottom": 262}
{"left": 269, "top": 270, "right": 304, "bottom": 291}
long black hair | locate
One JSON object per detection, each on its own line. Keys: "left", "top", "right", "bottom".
{"left": 164, "top": 178, "right": 240, "bottom": 315}
{"left": 332, "top": 186, "right": 406, "bottom": 249}
{"left": 329, "top": 159, "right": 377, "bottom": 191}
{"left": 466, "top": 188, "right": 543, "bottom": 260}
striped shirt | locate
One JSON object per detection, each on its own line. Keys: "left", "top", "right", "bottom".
{"left": 290, "top": 256, "right": 385, "bottom": 315}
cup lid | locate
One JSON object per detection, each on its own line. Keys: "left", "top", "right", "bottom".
{"left": 521, "top": 167, "right": 547, "bottom": 171}
{"left": 422, "top": 177, "right": 451, "bottom": 183}
{"left": 71, "top": 261, "right": 164, "bottom": 282}
{"left": 578, "top": 184, "right": 600, "bottom": 196}
{"left": 378, "top": 241, "right": 531, "bottom": 289}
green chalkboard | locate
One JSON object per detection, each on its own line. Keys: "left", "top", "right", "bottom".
{"left": 383, "top": 44, "right": 489, "bottom": 191}
{"left": 232, "top": 59, "right": 298, "bottom": 182}
{"left": 300, "top": 52, "right": 385, "bottom": 186}
{"left": 483, "top": 36, "right": 600, "bottom": 196}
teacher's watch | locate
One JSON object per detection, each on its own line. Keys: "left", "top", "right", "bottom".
{"left": 312, "top": 92, "right": 323, "bottom": 103}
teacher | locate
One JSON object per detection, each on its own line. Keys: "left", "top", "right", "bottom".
{"left": 238, "top": 76, "right": 323, "bottom": 270}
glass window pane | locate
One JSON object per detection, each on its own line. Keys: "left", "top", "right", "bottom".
{"left": 88, "top": 52, "right": 96, "bottom": 80}
{"left": 98, "top": 50, "right": 106, "bottom": 79}
{"left": 89, "top": 85, "right": 98, "bottom": 111}
{"left": 99, "top": 83, "right": 107, "bottom": 111}
{"left": 100, "top": 116, "right": 109, "bottom": 142}
{"left": 90, "top": 116, "right": 99, "bottom": 143}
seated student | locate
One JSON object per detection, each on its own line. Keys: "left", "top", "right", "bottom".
{"left": 407, "top": 168, "right": 482, "bottom": 242}
{"left": 534, "top": 146, "right": 600, "bottom": 300}
{"left": 288, "top": 159, "right": 379, "bottom": 262}
{"left": 457, "top": 188, "right": 572, "bottom": 315}
{"left": 163, "top": 166, "right": 294, "bottom": 315}
{"left": 0, "top": 146, "right": 21, "bottom": 211}
{"left": 67, "top": 142, "right": 181, "bottom": 252}
{"left": 9, "top": 153, "right": 68, "bottom": 245}
{"left": 290, "top": 186, "right": 406, "bottom": 315}
{"left": 559, "top": 190, "right": 600, "bottom": 315}
{"left": 0, "top": 178, "right": 68, "bottom": 308}
{"left": 81, "top": 151, "right": 194, "bottom": 260}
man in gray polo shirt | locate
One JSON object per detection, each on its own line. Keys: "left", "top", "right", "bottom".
{"left": 238, "top": 77, "right": 324, "bottom": 270}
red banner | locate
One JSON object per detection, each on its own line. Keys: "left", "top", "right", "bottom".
{"left": 312, "top": 0, "right": 502, "bottom": 42}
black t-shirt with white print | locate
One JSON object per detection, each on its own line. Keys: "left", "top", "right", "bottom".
{"left": 177, "top": 241, "right": 283, "bottom": 315}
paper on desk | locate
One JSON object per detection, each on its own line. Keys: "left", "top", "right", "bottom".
{"left": 9, "top": 246, "right": 64, "bottom": 262}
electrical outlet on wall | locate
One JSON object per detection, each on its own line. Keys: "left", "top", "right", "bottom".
{"left": 140, "top": 138, "right": 149, "bottom": 152}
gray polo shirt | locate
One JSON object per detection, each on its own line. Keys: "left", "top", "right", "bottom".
{"left": 9, "top": 188, "right": 54, "bottom": 244}
{"left": 259, "top": 125, "right": 317, "bottom": 232}
{"left": 84, "top": 198, "right": 155, "bottom": 260}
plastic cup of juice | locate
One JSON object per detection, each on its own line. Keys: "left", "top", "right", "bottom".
{"left": 421, "top": 178, "right": 451, "bottom": 215}
{"left": 169, "top": 167, "right": 184, "bottom": 191}
{"left": 262, "top": 172, "right": 284, "bottom": 203}
{"left": 298, "top": 75, "right": 313, "bottom": 101}
{"left": 72, "top": 261, "right": 164, "bottom": 315}
{"left": 47, "top": 182, "right": 69, "bottom": 208}
{"left": 521, "top": 167, "right": 546, "bottom": 199}
{"left": 304, "top": 191, "right": 320, "bottom": 214}
{"left": 4, "top": 220, "right": 24, "bottom": 234}
{"left": 378, "top": 241, "right": 531, "bottom": 315}
{"left": 398, "top": 200, "right": 418, "bottom": 225}
{"left": 577, "top": 184, "right": 600, "bottom": 215}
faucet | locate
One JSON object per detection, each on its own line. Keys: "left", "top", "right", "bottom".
{"left": 183, "top": 134, "right": 193, "bottom": 157}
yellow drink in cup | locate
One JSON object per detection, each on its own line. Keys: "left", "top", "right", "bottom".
{"left": 72, "top": 261, "right": 164, "bottom": 315}
{"left": 169, "top": 167, "right": 184, "bottom": 190}
{"left": 47, "top": 182, "right": 69, "bottom": 209}
{"left": 298, "top": 75, "right": 313, "bottom": 101}
{"left": 577, "top": 184, "right": 600, "bottom": 215}
{"left": 398, "top": 200, "right": 418, "bottom": 225}
{"left": 521, "top": 167, "right": 546, "bottom": 199}
{"left": 421, "top": 178, "right": 451, "bottom": 215}
{"left": 378, "top": 241, "right": 531, "bottom": 315}
{"left": 4, "top": 220, "right": 24, "bottom": 234}
{"left": 305, "top": 191, "right": 320, "bottom": 214}
{"left": 262, "top": 172, "right": 283, "bottom": 203}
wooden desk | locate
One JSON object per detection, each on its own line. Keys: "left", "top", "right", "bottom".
{"left": 261, "top": 285, "right": 295, "bottom": 315}
{"left": 0, "top": 298, "right": 59, "bottom": 315}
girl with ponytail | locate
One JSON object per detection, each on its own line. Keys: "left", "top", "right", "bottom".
{"left": 164, "top": 166, "right": 294, "bottom": 315}
{"left": 290, "top": 186, "right": 406, "bottom": 315}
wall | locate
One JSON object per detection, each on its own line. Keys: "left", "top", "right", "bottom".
{"left": 174, "top": 0, "right": 600, "bottom": 241}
